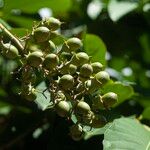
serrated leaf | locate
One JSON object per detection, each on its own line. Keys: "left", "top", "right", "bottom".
{"left": 108, "top": 0, "right": 138, "bottom": 22}
{"left": 35, "top": 82, "right": 51, "bottom": 111}
{"left": 84, "top": 34, "right": 106, "bottom": 65}
{"left": 103, "top": 118, "right": 150, "bottom": 150}
{"left": 102, "top": 82, "right": 134, "bottom": 105}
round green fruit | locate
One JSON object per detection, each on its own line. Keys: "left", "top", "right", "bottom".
{"left": 70, "top": 52, "right": 89, "bottom": 66}
{"left": 70, "top": 124, "right": 83, "bottom": 141}
{"left": 68, "top": 64, "right": 77, "bottom": 75}
{"left": 80, "top": 64, "right": 93, "bottom": 78}
{"left": 62, "top": 38, "right": 82, "bottom": 52}
{"left": 58, "top": 74, "right": 74, "bottom": 90}
{"left": 75, "top": 101, "right": 91, "bottom": 115}
{"left": 43, "top": 53, "right": 59, "bottom": 70}
{"left": 2, "top": 43, "right": 19, "bottom": 59}
{"left": 102, "top": 92, "right": 118, "bottom": 108}
{"left": 44, "top": 17, "right": 61, "bottom": 31}
{"left": 95, "top": 71, "right": 110, "bottom": 85}
{"left": 91, "top": 62, "right": 103, "bottom": 74}
{"left": 55, "top": 101, "right": 70, "bottom": 117}
{"left": 27, "top": 51, "right": 43, "bottom": 67}
{"left": 33, "top": 26, "right": 50, "bottom": 43}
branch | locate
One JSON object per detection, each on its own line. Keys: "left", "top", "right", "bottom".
{"left": 0, "top": 23, "right": 24, "bottom": 53}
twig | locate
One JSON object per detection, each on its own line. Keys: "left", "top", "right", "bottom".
{"left": 0, "top": 23, "right": 24, "bottom": 54}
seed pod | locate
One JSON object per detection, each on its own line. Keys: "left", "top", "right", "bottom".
{"left": 102, "top": 92, "right": 118, "bottom": 108}
{"left": 61, "top": 37, "right": 82, "bottom": 52}
{"left": 80, "top": 64, "right": 93, "bottom": 78}
{"left": 1, "top": 43, "right": 19, "bottom": 59}
{"left": 75, "top": 101, "right": 91, "bottom": 115}
{"left": 91, "top": 62, "right": 103, "bottom": 73}
{"left": 43, "top": 17, "right": 61, "bottom": 31}
{"left": 43, "top": 53, "right": 59, "bottom": 70}
{"left": 70, "top": 52, "right": 89, "bottom": 66}
{"left": 58, "top": 74, "right": 74, "bottom": 90}
{"left": 27, "top": 51, "right": 43, "bottom": 67}
{"left": 33, "top": 26, "right": 50, "bottom": 43}
{"left": 95, "top": 71, "right": 110, "bottom": 85}
{"left": 70, "top": 124, "right": 83, "bottom": 141}
{"left": 55, "top": 100, "right": 70, "bottom": 117}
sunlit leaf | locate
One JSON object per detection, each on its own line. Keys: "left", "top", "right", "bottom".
{"left": 84, "top": 34, "right": 106, "bottom": 65}
{"left": 103, "top": 118, "right": 150, "bottom": 150}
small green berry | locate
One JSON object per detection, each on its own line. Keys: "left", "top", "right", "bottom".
{"left": 68, "top": 64, "right": 77, "bottom": 75}
{"left": 70, "top": 124, "right": 83, "bottom": 141}
{"left": 27, "top": 51, "right": 43, "bottom": 67}
{"left": 75, "top": 101, "right": 91, "bottom": 115}
{"left": 91, "top": 62, "right": 103, "bottom": 73}
{"left": 2, "top": 43, "right": 19, "bottom": 59}
{"left": 80, "top": 64, "right": 93, "bottom": 78}
{"left": 62, "top": 37, "right": 82, "bottom": 52}
{"left": 55, "top": 100, "right": 70, "bottom": 117}
{"left": 58, "top": 74, "right": 74, "bottom": 90}
{"left": 95, "top": 71, "right": 110, "bottom": 85}
{"left": 44, "top": 17, "right": 61, "bottom": 31}
{"left": 33, "top": 26, "right": 50, "bottom": 43}
{"left": 102, "top": 92, "right": 118, "bottom": 108}
{"left": 70, "top": 52, "right": 89, "bottom": 66}
{"left": 43, "top": 53, "right": 59, "bottom": 70}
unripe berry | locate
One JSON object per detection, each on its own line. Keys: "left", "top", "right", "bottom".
{"left": 102, "top": 92, "right": 118, "bottom": 108}
{"left": 75, "top": 101, "right": 91, "bottom": 115}
{"left": 62, "top": 37, "right": 82, "bottom": 52}
{"left": 68, "top": 64, "right": 77, "bottom": 75}
{"left": 44, "top": 17, "right": 61, "bottom": 31}
{"left": 80, "top": 64, "right": 93, "bottom": 78}
{"left": 70, "top": 52, "right": 89, "bottom": 66}
{"left": 43, "top": 53, "right": 59, "bottom": 70}
{"left": 55, "top": 100, "right": 70, "bottom": 117}
{"left": 58, "top": 74, "right": 74, "bottom": 90}
{"left": 91, "top": 62, "right": 103, "bottom": 73}
{"left": 1, "top": 43, "right": 19, "bottom": 59}
{"left": 95, "top": 71, "right": 110, "bottom": 85}
{"left": 27, "top": 51, "right": 43, "bottom": 67}
{"left": 70, "top": 124, "right": 83, "bottom": 141}
{"left": 33, "top": 26, "right": 50, "bottom": 43}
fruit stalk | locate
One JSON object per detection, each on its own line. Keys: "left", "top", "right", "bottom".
{"left": 0, "top": 23, "right": 24, "bottom": 54}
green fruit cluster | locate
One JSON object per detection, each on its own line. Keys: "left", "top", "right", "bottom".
{"left": 0, "top": 17, "right": 118, "bottom": 141}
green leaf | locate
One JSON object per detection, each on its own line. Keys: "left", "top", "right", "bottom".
{"left": 83, "top": 34, "right": 106, "bottom": 65}
{"left": 103, "top": 118, "right": 150, "bottom": 150}
{"left": 142, "top": 107, "right": 150, "bottom": 120}
{"left": 3, "top": 0, "right": 72, "bottom": 13}
{"left": 102, "top": 82, "right": 134, "bottom": 105}
{"left": 35, "top": 82, "right": 51, "bottom": 111}
{"left": 108, "top": 0, "right": 138, "bottom": 22}
{"left": 11, "top": 28, "right": 30, "bottom": 38}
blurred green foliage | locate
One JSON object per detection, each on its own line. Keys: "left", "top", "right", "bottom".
{"left": 0, "top": 0, "right": 150, "bottom": 149}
